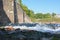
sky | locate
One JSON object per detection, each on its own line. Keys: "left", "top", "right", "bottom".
{"left": 22, "top": 0, "right": 60, "bottom": 14}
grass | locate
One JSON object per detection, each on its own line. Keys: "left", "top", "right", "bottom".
{"left": 32, "top": 17, "right": 60, "bottom": 23}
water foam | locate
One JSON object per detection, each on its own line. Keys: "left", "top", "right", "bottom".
{"left": 5, "top": 23, "right": 60, "bottom": 34}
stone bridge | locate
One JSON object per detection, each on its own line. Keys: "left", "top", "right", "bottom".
{"left": 0, "top": 0, "right": 31, "bottom": 25}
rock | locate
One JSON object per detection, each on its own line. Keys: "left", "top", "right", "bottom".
{"left": 0, "top": 28, "right": 60, "bottom": 40}
{"left": 5, "top": 26, "right": 14, "bottom": 31}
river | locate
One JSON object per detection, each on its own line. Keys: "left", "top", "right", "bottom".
{"left": 0, "top": 23, "right": 60, "bottom": 40}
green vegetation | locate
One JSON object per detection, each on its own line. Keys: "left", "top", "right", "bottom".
{"left": 35, "top": 13, "right": 51, "bottom": 19}
{"left": 19, "top": 0, "right": 60, "bottom": 23}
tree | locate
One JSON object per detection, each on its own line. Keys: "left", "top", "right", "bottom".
{"left": 19, "top": 0, "right": 57, "bottom": 22}
{"left": 28, "top": 10, "right": 34, "bottom": 17}
{"left": 43, "top": 13, "right": 51, "bottom": 18}
{"left": 51, "top": 13, "right": 56, "bottom": 22}
{"left": 19, "top": 0, "right": 22, "bottom": 5}
{"left": 19, "top": 0, "right": 35, "bottom": 17}
{"left": 35, "top": 13, "right": 43, "bottom": 19}
{"left": 52, "top": 13, "right": 56, "bottom": 17}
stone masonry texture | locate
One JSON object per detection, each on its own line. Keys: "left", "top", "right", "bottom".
{"left": 0, "top": 0, "right": 31, "bottom": 25}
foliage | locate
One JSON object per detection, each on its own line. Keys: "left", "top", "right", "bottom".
{"left": 19, "top": 0, "right": 58, "bottom": 22}
{"left": 19, "top": 0, "right": 35, "bottom": 21}
{"left": 35, "top": 13, "right": 51, "bottom": 19}
{"left": 52, "top": 13, "right": 56, "bottom": 17}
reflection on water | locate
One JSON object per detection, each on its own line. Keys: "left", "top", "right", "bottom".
{"left": 1, "top": 23, "right": 60, "bottom": 40}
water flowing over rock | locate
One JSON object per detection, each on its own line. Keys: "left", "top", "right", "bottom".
{"left": 0, "top": 23, "right": 60, "bottom": 40}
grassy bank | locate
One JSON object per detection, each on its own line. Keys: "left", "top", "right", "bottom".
{"left": 32, "top": 17, "right": 60, "bottom": 23}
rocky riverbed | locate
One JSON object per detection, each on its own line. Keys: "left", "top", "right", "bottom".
{"left": 0, "top": 28, "right": 60, "bottom": 40}
{"left": 0, "top": 23, "right": 60, "bottom": 40}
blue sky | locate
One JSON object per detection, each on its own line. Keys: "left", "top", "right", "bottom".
{"left": 22, "top": 0, "right": 60, "bottom": 14}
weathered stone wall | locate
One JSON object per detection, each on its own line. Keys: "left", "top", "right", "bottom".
{"left": 0, "top": 0, "right": 31, "bottom": 25}
{"left": 3, "top": 0, "right": 14, "bottom": 23}
{"left": 0, "top": 0, "right": 11, "bottom": 25}
{"left": 16, "top": 3, "right": 31, "bottom": 23}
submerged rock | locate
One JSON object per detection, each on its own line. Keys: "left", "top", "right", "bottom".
{"left": 0, "top": 28, "right": 60, "bottom": 40}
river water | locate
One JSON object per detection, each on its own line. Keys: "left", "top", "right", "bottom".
{"left": 1, "top": 23, "right": 60, "bottom": 40}
{"left": 9, "top": 23, "right": 60, "bottom": 34}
